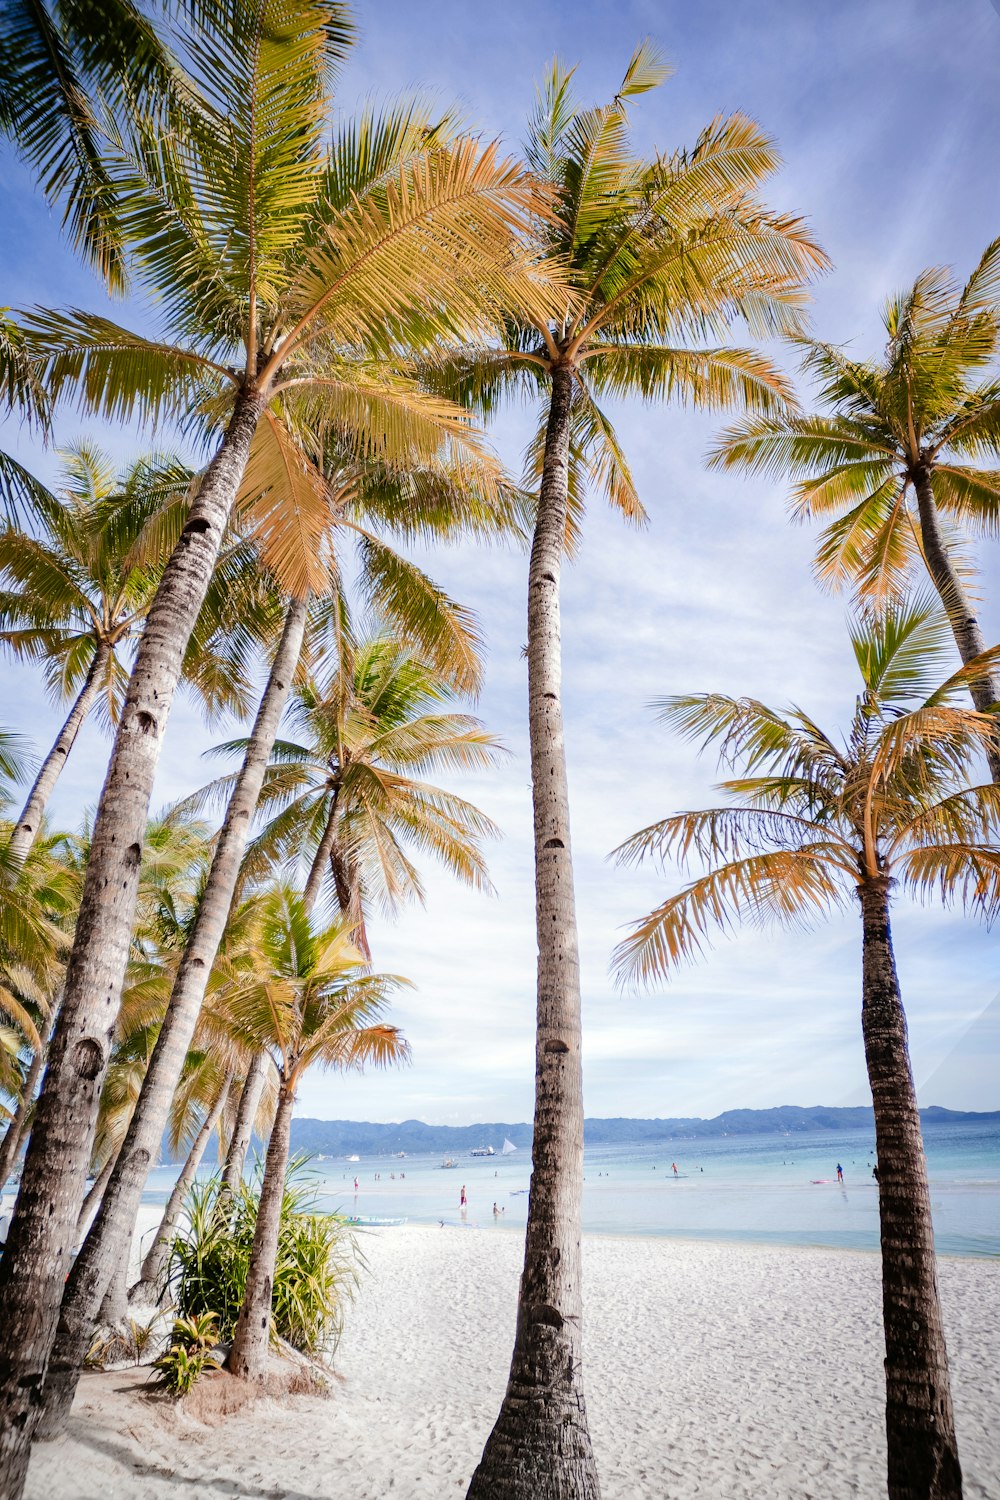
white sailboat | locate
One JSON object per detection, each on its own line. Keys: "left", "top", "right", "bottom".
{"left": 502, "top": 1138, "right": 517, "bottom": 1155}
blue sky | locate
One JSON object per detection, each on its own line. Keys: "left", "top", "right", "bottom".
{"left": 1, "top": 0, "right": 999, "bottom": 1124}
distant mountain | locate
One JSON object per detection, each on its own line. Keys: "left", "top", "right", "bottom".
{"left": 281, "top": 1104, "right": 1000, "bottom": 1157}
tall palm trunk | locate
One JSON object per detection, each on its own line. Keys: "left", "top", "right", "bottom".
{"left": 914, "top": 465, "right": 1000, "bottom": 782}
{"left": 0, "top": 1044, "right": 46, "bottom": 1189}
{"left": 0, "top": 387, "right": 264, "bottom": 1500}
{"left": 859, "top": 876, "right": 961, "bottom": 1500}
{"left": 7, "top": 640, "right": 112, "bottom": 867}
{"left": 228, "top": 1080, "right": 294, "bottom": 1382}
{"left": 221, "top": 1052, "right": 267, "bottom": 1194}
{"left": 302, "top": 787, "right": 340, "bottom": 912}
{"left": 76, "top": 1153, "right": 116, "bottom": 1241}
{"left": 468, "top": 364, "right": 599, "bottom": 1500}
{"left": 302, "top": 793, "right": 370, "bottom": 956}
{"left": 38, "top": 592, "right": 306, "bottom": 1438}
{"left": 134, "top": 1072, "right": 233, "bottom": 1300}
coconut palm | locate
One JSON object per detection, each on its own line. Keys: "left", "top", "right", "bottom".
{"left": 42, "top": 432, "right": 510, "bottom": 1428}
{"left": 708, "top": 245, "right": 1000, "bottom": 780}
{"left": 612, "top": 601, "right": 1000, "bottom": 1500}
{"left": 0, "top": 445, "right": 268, "bottom": 866}
{"left": 441, "top": 44, "right": 827, "bottom": 1497}
{"left": 121, "top": 890, "right": 275, "bottom": 1307}
{"left": 229, "top": 633, "right": 504, "bottom": 936}
{"left": 0, "top": 822, "right": 82, "bottom": 1188}
{"left": 0, "top": 0, "right": 201, "bottom": 291}
{"left": 218, "top": 884, "right": 408, "bottom": 1382}
{"left": 0, "top": 10, "right": 558, "bottom": 1476}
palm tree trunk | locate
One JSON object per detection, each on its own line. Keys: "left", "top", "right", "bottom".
{"left": 467, "top": 364, "right": 599, "bottom": 1500}
{"left": 37, "top": 590, "right": 305, "bottom": 1439}
{"left": 228, "top": 1081, "right": 295, "bottom": 1382}
{"left": 302, "top": 787, "right": 340, "bottom": 913}
{"left": 914, "top": 465, "right": 1000, "bottom": 781}
{"left": 136, "top": 1073, "right": 233, "bottom": 1299}
{"left": 0, "top": 387, "right": 264, "bottom": 1498}
{"left": 7, "top": 640, "right": 112, "bottom": 867}
{"left": 859, "top": 876, "right": 961, "bottom": 1500}
{"left": 221, "top": 1052, "right": 267, "bottom": 1194}
{"left": 76, "top": 1153, "right": 116, "bottom": 1241}
{"left": 0, "top": 1044, "right": 46, "bottom": 1189}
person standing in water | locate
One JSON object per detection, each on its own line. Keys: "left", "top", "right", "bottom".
{"left": 836, "top": 1163, "right": 844, "bottom": 1183}
{"left": 460, "top": 1184, "right": 467, "bottom": 1209}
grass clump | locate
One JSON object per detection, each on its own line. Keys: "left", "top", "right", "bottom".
{"left": 169, "top": 1161, "right": 358, "bottom": 1358}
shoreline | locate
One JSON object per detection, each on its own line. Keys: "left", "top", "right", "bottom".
{"left": 25, "top": 1225, "right": 1000, "bottom": 1500}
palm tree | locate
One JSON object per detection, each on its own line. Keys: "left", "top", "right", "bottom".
{"left": 612, "top": 602, "right": 1000, "bottom": 1500}
{"left": 0, "top": 0, "right": 202, "bottom": 291}
{"left": 233, "top": 633, "right": 504, "bottom": 933}
{"left": 220, "top": 884, "right": 408, "bottom": 1382}
{"left": 708, "top": 244, "right": 1000, "bottom": 780}
{"left": 0, "top": 446, "right": 264, "bottom": 866}
{"left": 0, "top": 821, "right": 80, "bottom": 1188}
{"left": 0, "top": 9, "right": 558, "bottom": 1477}
{"left": 42, "top": 432, "right": 509, "bottom": 1427}
{"left": 449, "top": 45, "right": 826, "bottom": 1498}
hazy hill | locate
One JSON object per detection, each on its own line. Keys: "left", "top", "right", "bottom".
{"left": 270, "top": 1104, "right": 998, "bottom": 1158}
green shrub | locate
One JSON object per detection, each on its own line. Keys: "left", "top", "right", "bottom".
{"left": 152, "top": 1312, "right": 221, "bottom": 1396}
{"left": 168, "top": 1160, "right": 359, "bottom": 1357}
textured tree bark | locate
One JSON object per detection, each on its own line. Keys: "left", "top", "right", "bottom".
{"left": 228, "top": 1082, "right": 295, "bottom": 1382}
{"left": 859, "top": 877, "right": 962, "bottom": 1500}
{"left": 913, "top": 464, "right": 1000, "bottom": 782}
{"left": 221, "top": 1053, "right": 267, "bottom": 1194}
{"left": 0, "top": 388, "right": 264, "bottom": 1499}
{"left": 36, "top": 590, "right": 307, "bottom": 1439}
{"left": 7, "top": 641, "right": 112, "bottom": 868}
{"left": 302, "top": 786, "right": 340, "bottom": 913}
{"left": 138, "top": 1073, "right": 233, "bottom": 1299}
{"left": 467, "top": 364, "right": 600, "bottom": 1500}
{"left": 75, "top": 1153, "right": 116, "bottom": 1242}
{"left": 0, "top": 1045, "right": 46, "bottom": 1190}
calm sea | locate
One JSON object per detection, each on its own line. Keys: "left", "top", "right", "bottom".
{"left": 142, "top": 1117, "right": 1000, "bottom": 1259}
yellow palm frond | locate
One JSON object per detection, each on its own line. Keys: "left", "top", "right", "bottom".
{"left": 612, "top": 848, "right": 844, "bottom": 988}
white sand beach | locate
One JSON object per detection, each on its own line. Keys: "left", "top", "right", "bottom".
{"left": 25, "top": 1224, "right": 1000, "bottom": 1500}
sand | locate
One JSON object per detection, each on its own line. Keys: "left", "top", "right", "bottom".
{"left": 24, "top": 1223, "right": 1000, "bottom": 1500}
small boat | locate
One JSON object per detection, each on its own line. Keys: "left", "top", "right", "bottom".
{"left": 438, "top": 1158, "right": 459, "bottom": 1169}
{"left": 394, "top": 1151, "right": 407, "bottom": 1158}
{"left": 346, "top": 1154, "right": 360, "bottom": 1162}
{"left": 501, "top": 1138, "right": 517, "bottom": 1156}
{"left": 470, "top": 1145, "right": 495, "bottom": 1157}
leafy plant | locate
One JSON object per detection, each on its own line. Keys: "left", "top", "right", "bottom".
{"left": 152, "top": 1313, "right": 222, "bottom": 1397}
{"left": 84, "top": 1315, "right": 160, "bottom": 1370}
{"left": 169, "top": 1164, "right": 359, "bottom": 1357}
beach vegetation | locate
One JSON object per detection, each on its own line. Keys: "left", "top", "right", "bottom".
{"left": 710, "top": 243, "right": 1000, "bottom": 780}
{"left": 230, "top": 631, "right": 505, "bottom": 932}
{"left": 613, "top": 598, "right": 999, "bottom": 1500}
{"left": 169, "top": 1169, "right": 358, "bottom": 1356}
{"left": 210, "top": 884, "right": 408, "bottom": 1382}
{"left": 447, "top": 41, "right": 827, "bottom": 1500}
{"left": 0, "top": 0, "right": 555, "bottom": 1477}
{"left": 152, "top": 1312, "right": 222, "bottom": 1396}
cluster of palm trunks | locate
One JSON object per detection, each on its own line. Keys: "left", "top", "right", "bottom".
{"left": 0, "top": 7, "right": 996, "bottom": 1500}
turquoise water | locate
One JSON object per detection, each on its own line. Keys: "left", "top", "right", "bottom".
{"left": 142, "top": 1119, "right": 1000, "bottom": 1258}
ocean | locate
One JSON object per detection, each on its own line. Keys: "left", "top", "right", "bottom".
{"left": 141, "top": 1116, "right": 1000, "bottom": 1259}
